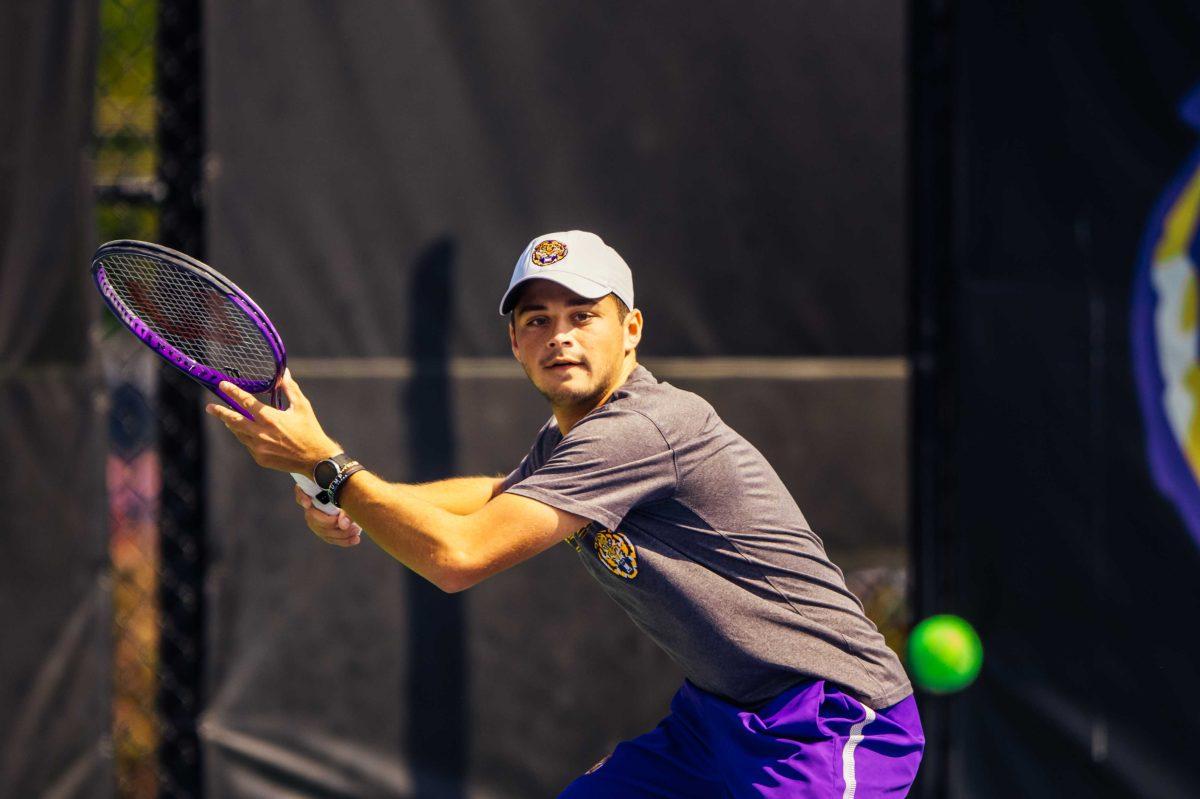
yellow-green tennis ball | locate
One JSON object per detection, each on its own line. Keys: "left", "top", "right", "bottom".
{"left": 908, "top": 615, "right": 983, "bottom": 694}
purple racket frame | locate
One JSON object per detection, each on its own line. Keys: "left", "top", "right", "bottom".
{"left": 91, "top": 239, "right": 287, "bottom": 418}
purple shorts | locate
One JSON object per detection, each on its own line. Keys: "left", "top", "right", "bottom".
{"left": 560, "top": 679, "right": 924, "bottom": 798}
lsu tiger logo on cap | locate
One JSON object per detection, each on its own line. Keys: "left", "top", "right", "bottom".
{"left": 531, "top": 239, "right": 568, "bottom": 267}
{"left": 595, "top": 530, "right": 638, "bottom": 579}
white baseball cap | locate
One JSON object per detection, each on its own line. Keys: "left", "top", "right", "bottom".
{"left": 498, "top": 230, "right": 635, "bottom": 316}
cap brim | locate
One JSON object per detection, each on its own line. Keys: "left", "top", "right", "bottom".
{"left": 498, "top": 271, "right": 613, "bottom": 315}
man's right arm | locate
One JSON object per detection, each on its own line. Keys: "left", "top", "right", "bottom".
{"left": 397, "top": 475, "right": 506, "bottom": 515}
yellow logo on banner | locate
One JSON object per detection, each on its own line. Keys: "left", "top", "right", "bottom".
{"left": 1133, "top": 84, "right": 1200, "bottom": 548}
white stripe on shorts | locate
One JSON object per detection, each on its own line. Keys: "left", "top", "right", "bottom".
{"left": 841, "top": 703, "right": 877, "bottom": 799}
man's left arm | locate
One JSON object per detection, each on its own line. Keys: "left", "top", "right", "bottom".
{"left": 334, "top": 471, "right": 587, "bottom": 591}
{"left": 207, "top": 372, "right": 588, "bottom": 592}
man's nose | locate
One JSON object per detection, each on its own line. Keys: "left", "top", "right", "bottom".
{"left": 548, "top": 319, "right": 575, "bottom": 347}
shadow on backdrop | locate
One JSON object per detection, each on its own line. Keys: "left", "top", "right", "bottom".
{"left": 406, "top": 238, "right": 467, "bottom": 798}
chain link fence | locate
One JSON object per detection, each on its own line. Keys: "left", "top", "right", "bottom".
{"left": 95, "top": 1, "right": 204, "bottom": 796}
{"left": 102, "top": 334, "right": 162, "bottom": 799}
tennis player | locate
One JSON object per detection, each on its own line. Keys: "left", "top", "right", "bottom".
{"left": 208, "top": 230, "right": 924, "bottom": 797}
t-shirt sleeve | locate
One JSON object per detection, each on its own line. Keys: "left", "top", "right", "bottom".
{"left": 504, "top": 406, "right": 678, "bottom": 529}
{"left": 498, "top": 462, "right": 530, "bottom": 495}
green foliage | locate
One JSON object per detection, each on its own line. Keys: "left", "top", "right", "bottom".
{"left": 95, "top": 0, "right": 159, "bottom": 207}
{"left": 96, "top": 0, "right": 157, "bottom": 102}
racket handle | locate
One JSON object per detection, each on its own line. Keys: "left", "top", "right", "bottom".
{"left": 292, "top": 472, "right": 339, "bottom": 516}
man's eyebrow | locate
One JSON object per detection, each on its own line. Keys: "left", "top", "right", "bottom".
{"left": 515, "top": 298, "right": 597, "bottom": 314}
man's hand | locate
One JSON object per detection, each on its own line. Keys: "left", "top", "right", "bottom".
{"left": 205, "top": 369, "right": 341, "bottom": 474}
{"left": 295, "top": 484, "right": 362, "bottom": 547}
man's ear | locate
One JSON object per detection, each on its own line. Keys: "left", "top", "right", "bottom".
{"left": 508, "top": 320, "right": 520, "bottom": 358}
{"left": 624, "top": 309, "right": 644, "bottom": 351}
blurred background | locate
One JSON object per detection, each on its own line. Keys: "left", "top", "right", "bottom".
{"left": 1, "top": 1, "right": 1198, "bottom": 797}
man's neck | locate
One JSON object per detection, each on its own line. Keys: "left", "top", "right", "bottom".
{"left": 553, "top": 356, "right": 639, "bottom": 435}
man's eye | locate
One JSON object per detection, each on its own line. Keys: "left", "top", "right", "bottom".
{"left": 526, "top": 317, "right": 546, "bottom": 326}
{"left": 573, "top": 312, "right": 593, "bottom": 322}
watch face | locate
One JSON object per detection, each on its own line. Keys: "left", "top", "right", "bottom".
{"left": 314, "top": 459, "right": 339, "bottom": 490}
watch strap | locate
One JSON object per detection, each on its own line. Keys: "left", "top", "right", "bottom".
{"left": 327, "top": 462, "right": 364, "bottom": 507}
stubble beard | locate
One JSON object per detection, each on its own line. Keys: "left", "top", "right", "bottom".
{"left": 529, "top": 357, "right": 621, "bottom": 414}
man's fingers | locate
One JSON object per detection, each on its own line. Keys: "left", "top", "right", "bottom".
{"left": 295, "top": 482, "right": 359, "bottom": 547}
{"left": 305, "top": 505, "right": 335, "bottom": 527}
{"left": 304, "top": 515, "right": 361, "bottom": 547}
{"left": 306, "top": 505, "right": 349, "bottom": 531}
{"left": 218, "top": 381, "right": 265, "bottom": 418}
{"left": 281, "top": 369, "right": 308, "bottom": 409}
{"left": 206, "top": 403, "right": 249, "bottom": 426}
{"left": 306, "top": 517, "right": 351, "bottom": 538}
{"left": 308, "top": 519, "right": 360, "bottom": 547}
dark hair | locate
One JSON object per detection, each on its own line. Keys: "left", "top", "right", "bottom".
{"left": 508, "top": 292, "right": 631, "bottom": 328}
{"left": 612, "top": 296, "right": 631, "bottom": 320}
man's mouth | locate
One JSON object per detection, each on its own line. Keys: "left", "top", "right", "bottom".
{"left": 544, "top": 360, "right": 583, "bottom": 370}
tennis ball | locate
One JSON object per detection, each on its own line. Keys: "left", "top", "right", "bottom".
{"left": 907, "top": 614, "right": 983, "bottom": 694}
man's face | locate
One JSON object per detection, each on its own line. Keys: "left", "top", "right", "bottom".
{"left": 508, "top": 280, "right": 640, "bottom": 409}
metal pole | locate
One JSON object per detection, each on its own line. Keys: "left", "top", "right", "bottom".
{"left": 155, "top": 1, "right": 206, "bottom": 795}
{"left": 909, "top": 0, "right": 957, "bottom": 795}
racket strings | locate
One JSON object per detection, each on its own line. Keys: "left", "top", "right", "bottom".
{"left": 100, "top": 252, "right": 279, "bottom": 384}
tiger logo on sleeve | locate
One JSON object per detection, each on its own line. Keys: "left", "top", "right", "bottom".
{"left": 594, "top": 530, "right": 638, "bottom": 579}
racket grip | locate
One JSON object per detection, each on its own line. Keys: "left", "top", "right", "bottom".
{"left": 292, "top": 472, "right": 339, "bottom": 516}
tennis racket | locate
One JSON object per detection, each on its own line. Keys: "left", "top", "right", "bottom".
{"left": 92, "top": 239, "right": 338, "bottom": 515}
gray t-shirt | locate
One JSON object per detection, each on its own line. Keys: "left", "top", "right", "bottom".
{"left": 503, "top": 364, "right": 912, "bottom": 709}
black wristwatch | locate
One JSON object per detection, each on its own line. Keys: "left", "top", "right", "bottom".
{"left": 313, "top": 452, "right": 364, "bottom": 507}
